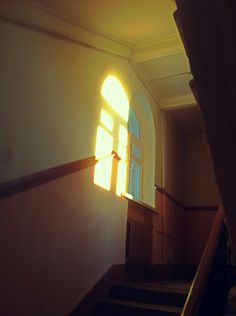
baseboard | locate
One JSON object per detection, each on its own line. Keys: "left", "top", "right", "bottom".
{"left": 68, "top": 264, "right": 126, "bottom": 316}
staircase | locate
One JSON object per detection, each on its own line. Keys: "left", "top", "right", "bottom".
{"left": 95, "top": 280, "right": 191, "bottom": 315}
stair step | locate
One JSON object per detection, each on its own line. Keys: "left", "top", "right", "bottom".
{"left": 97, "top": 298, "right": 182, "bottom": 315}
{"left": 110, "top": 282, "right": 189, "bottom": 307}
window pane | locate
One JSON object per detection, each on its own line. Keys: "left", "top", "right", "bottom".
{"left": 129, "top": 160, "right": 141, "bottom": 200}
{"left": 131, "top": 143, "right": 141, "bottom": 159}
{"left": 128, "top": 107, "right": 141, "bottom": 140}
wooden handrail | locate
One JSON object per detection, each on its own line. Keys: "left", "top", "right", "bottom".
{"left": 0, "top": 151, "right": 122, "bottom": 200}
{"left": 181, "top": 205, "right": 224, "bottom": 316}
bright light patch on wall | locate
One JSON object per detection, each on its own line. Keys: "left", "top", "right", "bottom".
{"left": 101, "top": 75, "right": 129, "bottom": 121}
{"left": 119, "top": 125, "right": 128, "bottom": 146}
{"left": 116, "top": 160, "right": 127, "bottom": 196}
{"left": 100, "top": 109, "right": 113, "bottom": 131}
{"left": 118, "top": 144, "right": 127, "bottom": 160}
{"left": 94, "top": 156, "right": 113, "bottom": 191}
{"left": 95, "top": 125, "right": 113, "bottom": 159}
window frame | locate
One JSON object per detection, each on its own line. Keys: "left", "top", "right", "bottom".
{"left": 128, "top": 107, "right": 143, "bottom": 200}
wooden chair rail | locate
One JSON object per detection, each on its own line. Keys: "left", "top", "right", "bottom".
{"left": 181, "top": 205, "right": 224, "bottom": 316}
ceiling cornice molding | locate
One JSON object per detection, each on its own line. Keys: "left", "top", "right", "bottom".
{"left": 160, "top": 94, "right": 196, "bottom": 110}
{"left": 129, "top": 59, "right": 162, "bottom": 107}
{"left": 21, "top": 0, "right": 133, "bottom": 49}
{"left": 0, "top": 0, "right": 132, "bottom": 59}
{"left": 133, "top": 36, "right": 184, "bottom": 63}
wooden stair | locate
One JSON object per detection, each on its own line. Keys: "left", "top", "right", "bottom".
{"left": 95, "top": 281, "right": 190, "bottom": 315}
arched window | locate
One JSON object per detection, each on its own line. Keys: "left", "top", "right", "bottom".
{"left": 128, "top": 107, "right": 142, "bottom": 200}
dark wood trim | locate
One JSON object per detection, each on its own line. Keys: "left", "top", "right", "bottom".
{"left": 0, "top": 156, "right": 96, "bottom": 200}
{"left": 154, "top": 184, "right": 164, "bottom": 194}
{"left": 112, "top": 150, "right": 122, "bottom": 161}
{"left": 163, "top": 189, "right": 185, "bottom": 209}
{"left": 185, "top": 206, "right": 218, "bottom": 212}
{"left": 123, "top": 195, "right": 158, "bottom": 215}
{"left": 155, "top": 185, "right": 217, "bottom": 211}
{"left": 155, "top": 185, "right": 184, "bottom": 208}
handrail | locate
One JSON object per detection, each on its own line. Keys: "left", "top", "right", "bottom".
{"left": 181, "top": 205, "right": 224, "bottom": 316}
{"left": 0, "top": 151, "right": 121, "bottom": 200}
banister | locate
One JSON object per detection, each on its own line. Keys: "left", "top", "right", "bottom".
{"left": 181, "top": 205, "right": 224, "bottom": 316}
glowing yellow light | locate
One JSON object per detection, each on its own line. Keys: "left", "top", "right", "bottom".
{"left": 100, "top": 109, "right": 113, "bottom": 131}
{"left": 119, "top": 125, "right": 128, "bottom": 146}
{"left": 94, "top": 156, "right": 113, "bottom": 190}
{"left": 101, "top": 75, "right": 129, "bottom": 122}
{"left": 95, "top": 126, "right": 113, "bottom": 159}
{"left": 118, "top": 143, "right": 127, "bottom": 160}
{"left": 116, "top": 160, "right": 127, "bottom": 196}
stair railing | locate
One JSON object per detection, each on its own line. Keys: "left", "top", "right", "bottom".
{"left": 181, "top": 205, "right": 224, "bottom": 316}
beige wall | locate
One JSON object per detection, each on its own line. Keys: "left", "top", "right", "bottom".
{"left": 184, "top": 132, "right": 220, "bottom": 206}
{"left": 0, "top": 166, "right": 127, "bottom": 316}
{"left": 0, "top": 16, "right": 161, "bottom": 315}
{"left": 163, "top": 113, "right": 185, "bottom": 203}
{"left": 0, "top": 19, "right": 160, "bottom": 196}
{"left": 185, "top": 210, "right": 216, "bottom": 264}
{"left": 156, "top": 113, "right": 186, "bottom": 264}
{"left": 162, "top": 112, "right": 220, "bottom": 265}
{"left": 183, "top": 132, "right": 220, "bottom": 264}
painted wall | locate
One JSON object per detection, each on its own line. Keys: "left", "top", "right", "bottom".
{"left": 185, "top": 210, "right": 216, "bottom": 264}
{"left": 184, "top": 131, "right": 220, "bottom": 206}
{"left": 0, "top": 166, "right": 127, "bottom": 316}
{"left": 0, "top": 15, "right": 161, "bottom": 316}
{"left": 0, "top": 19, "right": 159, "bottom": 192}
{"left": 163, "top": 113, "right": 185, "bottom": 202}
{"left": 159, "top": 112, "right": 185, "bottom": 264}
{"left": 184, "top": 131, "right": 220, "bottom": 264}
{"left": 161, "top": 113, "right": 220, "bottom": 265}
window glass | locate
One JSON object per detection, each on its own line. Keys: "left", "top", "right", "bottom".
{"left": 131, "top": 143, "right": 141, "bottom": 160}
{"left": 128, "top": 107, "right": 141, "bottom": 140}
{"left": 128, "top": 159, "right": 141, "bottom": 200}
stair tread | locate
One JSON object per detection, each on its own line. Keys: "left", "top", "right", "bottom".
{"left": 113, "top": 281, "right": 190, "bottom": 294}
{"left": 101, "top": 297, "right": 182, "bottom": 313}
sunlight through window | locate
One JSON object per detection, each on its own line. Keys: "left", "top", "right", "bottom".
{"left": 116, "top": 160, "right": 127, "bottom": 196}
{"left": 119, "top": 125, "right": 128, "bottom": 146}
{"left": 101, "top": 75, "right": 129, "bottom": 122}
{"left": 94, "top": 156, "right": 113, "bottom": 191}
{"left": 95, "top": 125, "right": 113, "bottom": 159}
{"left": 100, "top": 109, "right": 113, "bottom": 131}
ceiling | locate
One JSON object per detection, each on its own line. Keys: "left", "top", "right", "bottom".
{"left": 29, "top": 0, "right": 179, "bottom": 46}
{"left": 19, "top": 0, "right": 196, "bottom": 112}
{"left": 10, "top": 0, "right": 198, "bottom": 130}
